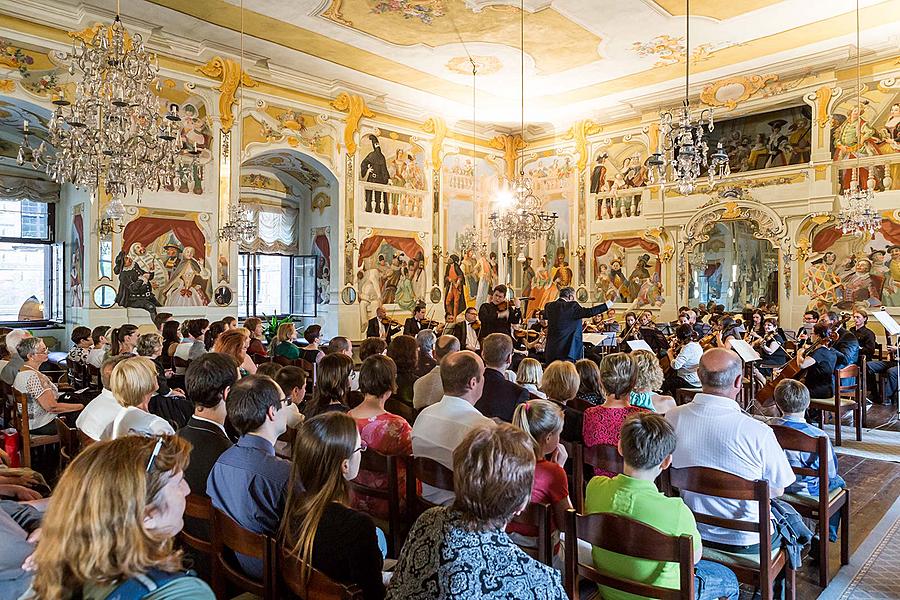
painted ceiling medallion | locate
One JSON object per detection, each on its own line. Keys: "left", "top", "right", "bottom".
{"left": 631, "top": 34, "right": 736, "bottom": 67}
{"left": 371, "top": 0, "right": 446, "bottom": 25}
{"left": 446, "top": 55, "right": 502, "bottom": 76}
{"left": 700, "top": 74, "right": 778, "bottom": 111}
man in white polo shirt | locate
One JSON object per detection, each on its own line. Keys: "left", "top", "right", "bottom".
{"left": 411, "top": 350, "right": 494, "bottom": 505}
{"left": 666, "top": 347, "right": 795, "bottom": 592}
{"left": 75, "top": 355, "right": 131, "bottom": 440}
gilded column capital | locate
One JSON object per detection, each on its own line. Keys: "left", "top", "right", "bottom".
{"left": 489, "top": 134, "right": 526, "bottom": 181}
{"left": 564, "top": 119, "right": 602, "bottom": 173}
{"left": 422, "top": 116, "right": 448, "bottom": 170}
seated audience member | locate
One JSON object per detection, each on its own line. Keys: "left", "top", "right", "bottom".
{"left": 137, "top": 332, "right": 182, "bottom": 396}
{"left": 629, "top": 349, "right": 676, "bottom": 414}
{"left": 13, "top": 338, "right": 83, "bottom": 435}
{"left": 104, "top": 356, "right": 174, "bottom": 439}
{"left": 516, "top": 357, "right": 547, "bottom": 399}
{"left": 204, "top": 320, "right": 225, "bottom": 352}
{"left": 67, "top": 326, "right": 92, "bottom": 366}
{"left": 413, "top": 335, "right": 459, "bottom": 410}
{"left": 75, "top": 355, "right": 131, "bottom": 440}
{"left": 280, "top": 413, "right": 386, "bottom": 600}
{"left": 387, "top": 424, "right": 566, "bottom": 599}
{"left": 387, "top": 335, "right": 419, "bottom": 408}
{"left": 348, "top": 355, "right": 412, "bottom": 520}
{"left": 583, "top": 353, "right": 649, "bottom": 476}
{"left": 415, "top": 329, "right": 438, "bottom": 377}
{"left": 109, "top": 324, "right": 139, "bottom": 357}
{"left": 208, "top": 375, "right": 293, "bottom": 578}
{"left": 0, "top": 491, "right": 45, "bottom": 598}
{"left": 273, "top": 322, "right": 301, "bottom": 360}
{"left": 86, "top": 326, "right": 110, "bottom": 368}
{"left": 152, "top": 312, "right": 172, "bottom": 333}
{"left": 542, "top": 360, "right": 583, "bottom": 443}
{"left": 175, "top": 319, "right": 208, "bottom": 368}
{"left": 771, "top": 379, "right": 845, "bottom": 542}
{"left": 244, "top": 317, "right": 268, "bottom": 358}
{"left": 412, "top": 351, "right": 493, "bottom": 505}
{"left": 327, "top": 336, "right": 358, "bottom": 391}
{"left": 29, "top": 435, "right": 215, "bottom": 599}
{"left": 136, "top": 333, "right": 192, "bottom": 428}
{"left": 256, "top": 361, "right": 282, "bottom": 380}
{"left": 214, "top": 327, "right": 257, "bottom": 376}
{"left": 299, "top": 324, "right": 326, "bottom": 364}
{"left": 574, "top": 358, "right": 603, "bottom": 406}
{"left": 796, "top": 322, "right": 839, "bottom": 400}
{"left": 585, "top": 413, "right": 739, "bottom": 600}
{"left": 161, "top": 320, "right": 181, "bottom": 359}
{"left": 666, "top": 348, "right": 795, "bottom": 596}
{"left": 304, "top": 353, "right": 353, "bottom": 417}
{"left": 178, "top": 353, "right": 239, "bottom": 495}
{"left": 665, "top": 324, "right": 703, "bottom": 393}
{"left": 359, "top": 337, "right": 387, "bottom": 361}
{"left": 222, "top": 316, "right": 238, "bottom": 330}
{"left": 2, "top": 329, "right": 32, "bottom": 385}
{"left": 274, "top": 365, "right": 307, "bottom": 428}
{"left": 475, "top": 333, "right": 529, "bottom": 422}
{"left": 508, "top": 399, "right": 571, "bottom": 562}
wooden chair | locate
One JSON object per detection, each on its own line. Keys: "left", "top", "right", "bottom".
{"left": 564, "top": 509, "right": 695, "bottom": 599}
{"left": 77, "top": 429, "right": 95, "bottom": 451}
{"left": 508, "top": 501, "right": 553, "bottom": 566}
{"left": 668, "top": 466, "right": 795, "bottom": 600}
{"left": 385, "top": 396, "right": 417, "bottom": 426}
{"left": 347, "top": 449, "right": 404, "bottom": 557}
{"left": 86, "top": 364, "right": 101, "bottom": 391}
{"left": 770, "top": 424, "right": 850, "bottom": 587}
{"left": 674, "top": 388, "right": 701, "bottom": 406}
{"left": 54, "top": 417, "right": 79, "bottom": 470}
{"left": 11, "top": 389, "right": 59, "bottom": 468}
{"left": 251, "top": 353, "right": 272, "bottom": 365}
{"left": 179, "top": 494, "right": 214, "bottom": 578}
{"left": 273, "top": 354, "right": 293, "bottom": 367}
{"left": 276, "top": 544, "right": 364, "bottom": 599}
{"left": 809, "top": 363, "right": 863, "bottom": 446}
{"left": 406, "top": 455, "right": 455, "bottom": 520}
{"left": 572, "top": 443, "right": 623, "bottom": 512}
{"left": 210, "top": 507, "right": 277, "bottom": 600}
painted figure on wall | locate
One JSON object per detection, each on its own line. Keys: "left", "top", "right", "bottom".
{"left": 70, "top": 206, "right": 84, "bottom": 309}
{"left": 114, "top": 243, "right": 162, "bottom": 318}
{"left": 444, "top": 253, "right": 466, "bottom": 317}
{"left": 173, "top": 102, "right": 213, "bottom": 194}
{"left": 593, "top": 240, "right": 664, "bottom": 307}
{"left": 361, "top": 134, "right": 390, "bottom": 213}
{"left": 804, "top": 251, "right": 842, "bottom": 312}
{"left": 708, "top": 105, "right": 812, "bottom": 173}
{"left": 159, "top": 246, "right": 210, "bottom": 307}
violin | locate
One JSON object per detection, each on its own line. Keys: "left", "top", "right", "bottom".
{"left": 496, "top": 300, "right": 509, "bottom": 312}
{"left": 381, "top": 316, "right": 402, "bottom": 327}
{"left": 514, "top": 328, "right": 540, "bottom": 341}
{"left": 471, "top": 320, "right": 481, "bottom": 331}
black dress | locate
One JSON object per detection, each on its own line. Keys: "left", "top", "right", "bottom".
{"left": 805, "top": 346, "right": 838, "bottom": 399}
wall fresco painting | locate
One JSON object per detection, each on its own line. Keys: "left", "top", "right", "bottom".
{"left": 831, "top": 88, "right": 900, "bottom": 193}
{"left": 708, "top": 105, "right": 812, "bottom": 173}
{"left": 356, "top": 231, "right": 427, "bottom": 329}
{"left": 593, "top": 237, "right": 664, "bottom": 308}
{"left": 70, "top": 203, "right": 84, "bottom": 309}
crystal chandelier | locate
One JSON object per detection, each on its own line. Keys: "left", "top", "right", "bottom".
{"left": 838, "top": 0, "right": 880, "bottom": 236}
{"left": 17, "top": 12, "right": 184, "bottom": 200}
{"left": 488, "top": 0, "right": 558, "bottom": 245}
{"left": 647, "top": 0, "right": 729, "bottom": 195}
{"left": 457, "top": 225, "right": 484, "bottom": 254}
{"left": 219, "top": 202, "right": 256, "bottom": 243}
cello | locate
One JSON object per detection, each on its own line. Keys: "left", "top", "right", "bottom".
{"left": 756, "top": 329, "right": 836, "bottom": 406}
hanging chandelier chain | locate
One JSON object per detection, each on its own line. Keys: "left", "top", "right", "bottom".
{"left": 685, "top": 0, "right": 689, "bottom": 101}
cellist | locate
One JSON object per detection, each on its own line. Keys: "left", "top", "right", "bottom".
{"left": 796, "top": 321, "right": 839, "bottom": 400}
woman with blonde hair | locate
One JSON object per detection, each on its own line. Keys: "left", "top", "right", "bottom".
{"left": 582, "top": 353, "right": 649, "bottom": 476}
{"left": 541, "top": 360, "right": 582, "bottom": 443}
{"left": 28, "top": 435, "right": 214, "bottom": 599}
{"left": 515, "top": 357, "right": 546, "bottom": 399}
{"left": 279, "top": 412, "right": 385, "bottom": 600}
{"left": 273, "top": 322, "right": 300, "bottom": 360}
{"left": 629, "top": 349, "right": 676, "bottom": 414}
{"left": 213, "top": 327, "right": 257, "bottom": 376}
{"left": 509, "top": 399, "right": 570, "bottom": 561}
{"left": 106, "top": 356, "right": 173, "bottom": 439}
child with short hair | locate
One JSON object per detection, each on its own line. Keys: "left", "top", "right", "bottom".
{"left": 771, "top": 378, "right": 846, "bottom": 541}
{"left": 584, "top": 412, "right": 739, "bottom": 600}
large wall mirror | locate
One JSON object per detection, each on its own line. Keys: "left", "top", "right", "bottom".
{"left": 687, "top": 221, "right": 779, "bottom": 312}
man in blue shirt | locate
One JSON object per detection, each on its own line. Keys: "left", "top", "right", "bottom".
{"left": 207, "top": 374, "right": 295, "bottom": 578}
{"left": 771, "top": 379, "right": 845, "bottom": 541}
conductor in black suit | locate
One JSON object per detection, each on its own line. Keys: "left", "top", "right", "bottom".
{"left": 478, "top": 285, "right": 521, "bottom": 341}
{"left": 366, "top": 305, "right": 400, "bottom": 343}
{"left": 543, "top": 287, "right": 609, "bottom": 363}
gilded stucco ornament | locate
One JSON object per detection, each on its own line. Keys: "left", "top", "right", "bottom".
{"left": 564, "top": 119, "right": 602, "bottom": 173}
{"left": 699, "top": 74, "right": 778, "bottom": 111}
{"left": 489, "top": 134, "right": 526, "bottom": 181}
{"left": 196, "top": 56, "right": 257, "bottom": 133}
{"left": 330, "top": 92, "right": 375, "bottom": 155}
{"left": 421, "top": 116, "right": 447, "bottom": 170}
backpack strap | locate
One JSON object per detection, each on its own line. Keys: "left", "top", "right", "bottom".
{"left": 104, "top": 569, "right": 191, "bottom": 600}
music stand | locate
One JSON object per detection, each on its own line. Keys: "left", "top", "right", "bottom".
{"left": 871, "top": 310, "right": 900, "bottom": 426}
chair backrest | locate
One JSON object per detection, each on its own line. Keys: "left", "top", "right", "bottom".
{"left": 770, "top": 424, "right": 829, "bottom": 512}
{"left": 407, "top": 455, "right": 455, "bottom": 519}
{"left": 277, "top": 544, "right": 364, "bottom": 599}
{"left": 12, "top": 389, "right": 31, "bottom": 468}
{"left": 834, "top": 362, "right": 862, "bottom": 400}
{"left": 173, "top": 356, "right": 191, "bottom": 369}
{"left": 570, "top": 397, "right": 595, "bottom": 413}
{"left": 508, "top": 501, "right": 553, "bottom": 566}
{"left": 251, "top": 353, "right": 272, "bottom": 365}
{"left": 77, "top": 429, "right": 96, "bottom": 450}
{"left": 674, "top": 388, "right": 700, "bottom": 406}
{"left": 55, "top": 417, "right": 79, "bottom": 468}
{"left": 347, "top": 450, "right": 402, "bottom": 556}
{"left": 181, "top": 494, "right": 214, "bottom": 555}
{"left": 564, "top": 509, "right": 694, "bottom": 599}
{"left": 385, "top": 396, "right": 417, "bottom": 426}
{"left": 273, "top": 355, "right": 293, "bottom": 367}
{"left": 573, "top": 443, "right": 623, "bottom": 511}
{"left": 210, "top": 507, "right": 276, "bottom": 599}
{"left": 86, "top": 364, "right": 101, "bottom": 390}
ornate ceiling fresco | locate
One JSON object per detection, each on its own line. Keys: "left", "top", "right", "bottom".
{"left": 3, "top": 0, "right": 900, "bottom": 128}
{"left": 243, "top": 150, "right": 331, "bottom": 191}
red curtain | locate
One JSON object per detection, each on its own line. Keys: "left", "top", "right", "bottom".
{"left": 358, "top": 235, "right": 424, "bottom": 266}
{"left": 880, "top": 219, "right": 900, "bottom": 245}
{"left": 812, "top": 220, "right": 900, "bottom": 252}
{"left": 314, "top": 234, "right": 331, "bottom": 263}
{"left": 593, "top": 237, "right": 660, "bottom": 258}
{"left": 122, "top": 217, "right": 207, "bottom": 260}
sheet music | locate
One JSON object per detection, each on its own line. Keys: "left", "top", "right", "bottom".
{"left": 626, "top": 340, "right": 654, "bottom": 353}
{"left": 729, "top": 339, "right": 761, "bottom": 363}
{"left": 873, "top": 310, "right": 900, "bottom": 336}
{"left": 583, "top": 333, "right": 612, "bottom": 345}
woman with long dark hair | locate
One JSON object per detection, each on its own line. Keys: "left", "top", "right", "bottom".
{"left": 109, "top": 324, "right": 139, "bottom": 357}
{"left": 304, "top": 353, "right": 353, "bottom": 417}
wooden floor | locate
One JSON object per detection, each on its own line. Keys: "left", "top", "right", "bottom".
{"left": 790, "top": 401, "right": 900, "bottom": 599}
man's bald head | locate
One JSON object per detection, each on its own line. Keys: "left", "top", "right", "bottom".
{"left": 440, "top": 350, "right": 485, "bottom": 401}
{"left": 698, "top": 348, "right": 743, "bottom": 398}
{"left": 435, "top": 335, "right": 460, "bottom": 361}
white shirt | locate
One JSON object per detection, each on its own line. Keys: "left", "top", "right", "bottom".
{"left": 521, "top": 382, "right": 547, "bottom": 399}
{"left": 464, "top": 323, "right": 480, "bottom": 351}
{"left": 101, "top": 406, "right": 174, "bottom": 440}
{"left": 349, "top": 369, "right": 360, "bottom": 392}
{"left": 412, "top": 366, "right": 443, "bottom": 410}
{"left": 412, "top": 395, "right": 495, "bottom": 505}
{"left": 671, "top": 341, "right": 703, "bottom": 388}
{"left": 666, "top": 393, "right": 795, "bottom": 546}
{"left": 87, "top": 348, "right": 107, "bottom": 368}
{"left": 75, "top": 388, "right": 123, "bottom": 441}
